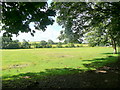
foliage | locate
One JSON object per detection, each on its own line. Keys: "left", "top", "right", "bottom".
{"left": 58, "top": 30, "right": 83, "bottom": 43}
{"left": 21, "top": 39, "right": 31, "bottom": 49}
{"left": 47, "top": 39, "right": 54, "bottom": 44}
{"left": 1, "top": 2, "right": 56, "bottom": 37}
{"left": 51, "top": 2, "right": 120, "bottom": 53}
{"left": 85, "top": 28, "right": 111, "bottom": 47}
{"left": 67, "top": 43, "right": 75, "bottom": 48}
{"left": 0, "top": 37, "right": 31, "bottom": 49}
{"left": 31, "top": 42, "right": 37, "bottom": 48}
{"left": 46, "top": 44, "right": 52, "bottom": 48}
{"left": 0, "top": 36, "right": 12, "bottom": 49}
{"left": 40, "top": 40, "right": 47, "bottom": 48}
{"left": 7, "top": 40, "right": 21, "bottom": 49}
{"left": 0, "top": 36, "right": 21, "bottom": 49}
{"left": 35, "top": 44, "right": 43, "bottom": 48}
{"left": 56, "top": 42, "right": 63, "bottom": 48}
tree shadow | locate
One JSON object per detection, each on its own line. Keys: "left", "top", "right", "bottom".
{"left": 101, "top": 53, "right": 114, "bottom": 55}
{"left": 82, "top": 56, "right": 118, "bottom": 69}
{"left": 2, "top": 56, "right": 120, "bottom": 89}
{"left": 101, "top": 51, "right": 120, "bottom": 55}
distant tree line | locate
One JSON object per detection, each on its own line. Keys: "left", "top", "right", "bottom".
{"left": 0, "top": 36, "right": 113, "bottom": 49}
{"left": 31, "top": 40, "right": 82, "bottom": 48}
{"left": 0, "top": 36, "right": 31, "bottom": 49}
{"left": 0, "top": 36, "right": 85, "bottom": 49}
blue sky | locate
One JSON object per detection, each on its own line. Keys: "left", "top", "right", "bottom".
{"left": 0, "top": 0, "right": 63, "bottom": 42}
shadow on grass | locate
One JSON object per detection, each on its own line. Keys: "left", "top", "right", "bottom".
{"left": 82, "top": 56, "right": 118, "bottom": 69}
{"left": 101, "top": 51, "right": 120, "bottom": 55}
{"left": 101, "top": 53, "right": 114, "bottom": 55}
{"left": 2, "top": 56, "right": 120, "bottom": 89}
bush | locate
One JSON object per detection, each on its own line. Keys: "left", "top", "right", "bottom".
{"left": 46, "top": 44, "right": 52, "bottom": 48}
{"left": 31, "top": 42, "right": 37, "bottom": 48}
{"left": 65, "top": 45, "right": 69, "bottom": 48}
{"left": 68, "top": 43, "right": 75, "bottom": 48}
{"left": 52, "top": 46, "right": 56, "bottom": 48}
{"left": 56, "top": 42, "right": 63, "bottom": 48}
{"left": 35, "top": 45, "right": 43, "bottom": 48}
{"left": 79, "top": 44, "right": 83, "bottom": 47}
{"left": 21, "top": 42, "right": 31, "bottom": 49}
{"left": 6, "top": 42, "right": 21, "bottom": 49}
{"left": 40, "top": 40, "right": 47, "bottom": 48}
{"left": 88, "top": 43, "right": 96, "bottom": 47}
{"left": 21, "top": 39, "right": 31, "bottom": 49}
{"left": 76, "top": 45, "right": 80, "bottom": 47}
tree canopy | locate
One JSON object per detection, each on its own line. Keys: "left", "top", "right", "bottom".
{"left": 51, "top": 2, "right": 120, "bottom": 53}
{"left": 1, "top": 2, "right": 56, "bottom": 37}
{"left": 1, "top": 2, "right": 120, "bottom": 53}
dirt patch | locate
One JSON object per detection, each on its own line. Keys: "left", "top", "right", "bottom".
{"left": 58, "top": 55, "right": 74, "bottom": 58}
{"left": 9, "top": 64, "right": 28, "bottom": 69}
{"left": 2, "top": 64, "right": 29, "bottom": 70}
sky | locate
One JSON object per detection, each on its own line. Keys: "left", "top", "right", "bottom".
{"left": 0, "top": 0, "right": 63, "bottom": 42}
{"left": 12, "top": 18, "right": 62, "bottom": 42}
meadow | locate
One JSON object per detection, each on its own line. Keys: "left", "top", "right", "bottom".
{"left": 1, "top": 47, "right": 119, "bottom": 88}
{"left": 2, "top": 47, "right": 118, "bottom": 77}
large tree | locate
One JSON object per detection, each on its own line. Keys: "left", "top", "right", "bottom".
{"left": 57, "top": 30, "right": 83, "bottom": 44}
{"left": 51, "top": 2, "right": 120, "bottom": 54}
{"left": 1, "top": 2, "right": 56, "bottom": 37}
{"left": 85, "top": 27, "right": 111, "bottom": 47}
{"left": 47, "top": 39, "right": 54, "bottom": 44}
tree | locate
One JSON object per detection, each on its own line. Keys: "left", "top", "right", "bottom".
{"left": 0, "top": 37, "right": 2, "bottom": 49}
{"left": 56, "top": 42, "right": 62, "bottom": 48}
{"left": 51, "top": 2, "right": 120, "bottom": 54}
{"left": 1, "top": 2, "right": 56, "bottom": 37}
{"left": 7, "top": 40, "right": 20, "bottom": 49}
{"left": 85, "top": 27, "right": 111, "bottom": 47}
{"left": 47, "top": 39, "right": 54, "bottom": 44}
{"left": 40, "top": 40, "right": 47, "bottom": 48}
{"left": 21, "top": 39, "right": 31, "bottom": 49}
{"left": 0, "top": 36, "right": 21, "bottom": 49}
{"left": 1, "top": 36, "right": 12, "bottom": 49}
{"left": 58, "top": 30, "right": 82, "bottom": 44}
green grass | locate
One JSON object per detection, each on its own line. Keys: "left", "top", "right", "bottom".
{"left": 2, "top": 47, "right": 118, "bottom": 80}
{"left": 2, "top": 47, "right": 119, "bottom": 89}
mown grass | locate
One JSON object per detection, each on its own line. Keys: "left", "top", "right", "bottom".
{"left": 2, "top": 47, "right": 118, "bottom": 79}
{"left": 2, "top": 47, "right": 119, "bottom": 89}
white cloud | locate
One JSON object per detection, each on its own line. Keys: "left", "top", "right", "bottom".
{"left": 0, "top": 10, "right": 63, "bottom": 42}
{"left": 12, "top": 22, "right": 62, "bottom": 42}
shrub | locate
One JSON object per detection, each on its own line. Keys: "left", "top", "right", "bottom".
{"left": 65, "top": 45, "right": 69, "bottom": 48}
{"left": 88, "top": 43, "right": 96, "bottom": 47}
{"left": 76, "top": 45, "right": 80, "bottom": 47}
{"left": 21, "top": 42, "right": 31, "bottom": 49}
{"left": 79, "top": 44, "right": 83, "bottom": 47}
{"left": 35, "top": 45, "right": 43, "bottom": 48}
{"left": 46, "top": 44, "right": 52, "bottom": 48}
{"left": 68, "top": 43, "right": 75, "bottom": 48}
{"left": 7, "top": 42, "right": 21, "bottom": 49}
{"left": 52, "top": 46, "right": 56, "bottom": 48}
{"left": 40, "top": 40, "right": 47, "bottom": 48}
{"left": 56, "top": 42, "right": 63, "bottom": 48}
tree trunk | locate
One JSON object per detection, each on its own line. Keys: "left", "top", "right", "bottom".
{"left": 112, "top": 40, "right": 117, "bottom": 54}
{"left": 113, "top": 45, "right": 117, "bottom": 54}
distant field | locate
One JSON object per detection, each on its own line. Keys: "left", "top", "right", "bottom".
{"left": 2, "top": 47, "right": 118, "bottom": 80}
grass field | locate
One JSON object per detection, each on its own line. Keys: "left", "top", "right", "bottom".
{"left": 2, "top": 47, "right": 118, "bottom": 79}
{"left": 2, "top": 47, "right": 117, "bottom": 87}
